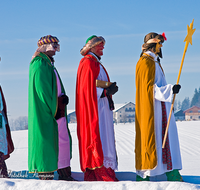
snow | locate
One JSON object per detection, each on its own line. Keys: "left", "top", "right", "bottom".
{"left": 67, "top": 110, "right": 75, "bottom": 115}
{"left": 1, "top": 121, "right": 200, "bottom": 189}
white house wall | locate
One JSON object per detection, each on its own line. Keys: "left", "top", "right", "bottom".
{"left": 113, "top": 102, "right": 135, "bottom": 123}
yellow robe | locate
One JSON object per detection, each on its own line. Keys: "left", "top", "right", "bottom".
{"left": 135, "top": 53, "right": 157, "bottom": 170}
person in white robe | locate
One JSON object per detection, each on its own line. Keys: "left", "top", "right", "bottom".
{"left": 135, "top": 32, "right": 183, "bottom": 182}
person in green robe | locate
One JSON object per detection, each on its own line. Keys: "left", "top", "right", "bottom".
{"left": 28, "top": 35, "right": 75, "bottom": 181}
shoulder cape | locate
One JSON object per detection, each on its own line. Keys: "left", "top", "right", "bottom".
{"left": 28, "top": 52, "right": 72, "bottom": 173}
{"left": 135, "top": 54, "right": 157, "bottom": 170}
{"left": 76, "top": 54, "right": 104, "bottom": 172}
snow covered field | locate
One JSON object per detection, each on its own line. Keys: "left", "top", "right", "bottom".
{"left": 1, "top": 121, "right": 200, "bottom": 189}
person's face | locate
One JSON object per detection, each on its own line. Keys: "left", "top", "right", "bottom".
{"left": 91, "top": 42, "right": 104, "bottom": 57}
{"left": 155, "top": 41, "right": 163, "bottom": 54}
{"left": 45, "top": 50, "right": 56, "bottom": 57}
{"left": 52, "top": 43, "right": 60, "bottom": 52}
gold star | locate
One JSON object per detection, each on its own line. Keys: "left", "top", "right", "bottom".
{"left": 184, "top": 19, "right": 196, "bottom": 45}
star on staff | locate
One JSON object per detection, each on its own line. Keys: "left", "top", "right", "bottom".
{"left": 184, "top": 19, "right": 196, "bottom": 45}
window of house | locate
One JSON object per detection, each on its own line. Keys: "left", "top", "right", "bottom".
{"left": 189, "top": 111, "right": 193, "bottom": 113}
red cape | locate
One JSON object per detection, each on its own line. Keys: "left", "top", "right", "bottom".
{"left": 0, "top": 86, "right": 14, "bottom": 160}
{"left": 76, "top": 54, "right": 110, "bottom": 172}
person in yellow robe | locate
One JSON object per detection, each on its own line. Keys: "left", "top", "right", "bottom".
{"left": 135, "top": 32, "right": 183, "bottom": 181}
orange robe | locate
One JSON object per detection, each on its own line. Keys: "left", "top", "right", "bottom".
{"left": 135, "top": 54, "right": 157, "bottom": 170}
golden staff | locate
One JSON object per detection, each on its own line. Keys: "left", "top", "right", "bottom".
{"left": 162, "top": 19, "right": 196, "bottom": 148}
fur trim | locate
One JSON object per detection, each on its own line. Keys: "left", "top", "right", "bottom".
{"left": 80, "top": 36, "right": 105, "bottom": 56}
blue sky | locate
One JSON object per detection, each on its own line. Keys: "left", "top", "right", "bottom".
{"left": 0, "top": 1, "right": 200, "bottom": 119}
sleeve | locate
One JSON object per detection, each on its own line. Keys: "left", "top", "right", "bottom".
{"left": 96, "top": 87, "right": 104, "bottom": 100}
{"left": 154, "top": 83, "right": 173, "bottom": 102}
{"left": 96, "top": 66, "right": 106, "bottom": 100}
{"left": 0, "top": 92, "right": 3, "bottom": 114}
{"left": 154, "top": 61, "right": 173, "bottom": 102}
{"left": 0, "top": 93, "right": 7, "bottom": 126}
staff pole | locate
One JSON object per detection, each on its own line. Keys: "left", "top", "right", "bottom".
{"left": 162, "top": 19, "right": 195, "bottom": 148}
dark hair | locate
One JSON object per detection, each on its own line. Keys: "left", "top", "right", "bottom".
{"left": 140, "top": 32, "right": 164, "bottom": 57}
{"left": 140, "top": 43, "right": 156, "bottom": 57}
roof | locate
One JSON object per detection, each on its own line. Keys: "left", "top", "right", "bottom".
{"left": 174, "top": 109, "right": 184, "bottom": 116}
{"left": 183, "top": 105, "right": 200, "bottom": 113}
{"left": 113, "top": 102, "right": 135, "bottom": 112}
{"left": 114, "top": 104, "right": 125, "bottom": 111}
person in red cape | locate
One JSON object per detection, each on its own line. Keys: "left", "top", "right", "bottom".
{"left": 76, "top": 35, "right": 119, "bottom": 181}
{"left": 0, "top": 86, "right": 14, "bottom": 178}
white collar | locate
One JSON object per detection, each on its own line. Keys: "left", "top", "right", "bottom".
{"left": 88, "top": 52, "right": 100, "bottom": 62}
{"left": 145, "top": 51, "right": 158, "bottom": 62}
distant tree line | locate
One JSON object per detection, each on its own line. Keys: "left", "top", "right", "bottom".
{"left": 7, "top": 88, "right": 200, "bottom": 130}
{"left": 9, "top": 116, "right": 28, "bottom": 131}
{"left": 174, "top": 87, "right": 200, "bottom": 112}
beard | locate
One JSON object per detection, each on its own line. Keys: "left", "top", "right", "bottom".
{"left": 156, "top": 48, "right": 162, "bottom": 58}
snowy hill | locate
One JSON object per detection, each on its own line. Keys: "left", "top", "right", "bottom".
{"left": 2, "top": 121, "right": 200, "bottom": 189}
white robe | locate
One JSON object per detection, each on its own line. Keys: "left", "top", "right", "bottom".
{"left": 89, "top": 52, "right": 118, "bottom": 171}
{"left": 137, "top": 51, "right": 182, "bottom": 178}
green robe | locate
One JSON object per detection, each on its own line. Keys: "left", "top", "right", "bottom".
{"left": 28, "top": 52, "right": 72, "bottom": 173}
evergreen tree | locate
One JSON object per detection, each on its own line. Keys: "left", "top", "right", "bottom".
{"left": 190, "top": 88, "right": 200, "bottom": 107}
{"left": 181, "top": 97, "right": 190, "bottom": 111}
{"left": 196, "top": 96, "right": 200, "bottom": 107}
{"left": 197, "top": 87, "right": 200, "bottom": 107}
{"left": 178, "top": 100, "right": 182, "bottom": 110}
{"left": 174, "top": 100, "right": 178, "bottom": 111}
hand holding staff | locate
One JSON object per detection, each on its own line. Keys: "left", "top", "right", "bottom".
{"left": 162, "top": 19, "right": 196, "bottom": 148}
